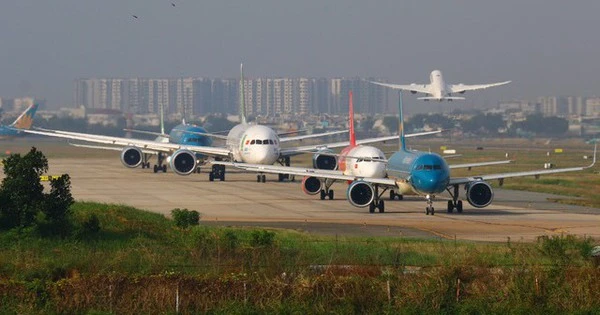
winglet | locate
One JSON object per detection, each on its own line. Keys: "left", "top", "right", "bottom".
{"left": 9, "top": 103, "right": 38, "bottom": 129}
{"left": 398, "top": 92, "right": 406, "bottom": 152}
{"left": 349, "top": 90, "right": 356, "bottom": 147}
{"left": 588, "top": 143, "right": 597, "bottom": 168}
{"left": 239, "top": 63, "right": 247, "bottom": 124}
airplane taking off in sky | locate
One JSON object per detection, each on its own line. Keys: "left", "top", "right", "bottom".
{"left": 216, "top": 91, "right": 512, "bottom": 211}
{"left": 0, "top": 103, "right": 39, "bottom": 139}
{"left": 370, "top": 70, "right": 510, "bottom": 101}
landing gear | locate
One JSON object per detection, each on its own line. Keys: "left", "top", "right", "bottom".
{"left": 425, "top": 195, "right": 435, "bottom": 215}
{"left": 210, "top": 164, "right": 225, "bottom": 182}
{"left": 319, "top": 186, "right": 334, "bottom": 200}
{"left": 277, "top": 157, "right": 295, "bottom": 182}
{"left": 368, "top": 185, "right": 388, "bottom": 213}
{"left": 445, "top": 184, "right": 464, "bottom": 214}
{"left": 153, "top": 153, "right": 167, "bottom": 173}
{"left": 257, "top": 174, "right": 266, "bottom": 183}
{"left": 389, "top": 190, "right": 403, "bottom": 200}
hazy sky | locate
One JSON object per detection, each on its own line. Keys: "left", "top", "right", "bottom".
{"left": 1, "top": 0, "right": 599, "bottom": 110}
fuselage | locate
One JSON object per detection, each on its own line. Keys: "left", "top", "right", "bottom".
{"left": 387, "top": 150, "right": 450, "bottom": 195}
{"left": 429, "top": 70, "right": 447, "bottom": 100}
{"left": 227, "top": 123, "right": 280, "bottom": 165}
{"left": 338, "top": 145, "right": 387, "bottom": 178}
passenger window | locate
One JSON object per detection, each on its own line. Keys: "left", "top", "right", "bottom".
{"left": 250, "top": 140, "right": 255, "bottom": 145}
{"left": 256, "top": 140, "right": 262, "bottom": 144}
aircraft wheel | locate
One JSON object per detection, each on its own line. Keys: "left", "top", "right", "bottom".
{"left": 163, "top": 165, "right": 167, "bottom": 173}
{"left": 261, "top": 175, "right": 266, "bottom": 183}
{"left": 426, "top": 206, "right": 430, "bottom": 215}
{"left": 220, "top": 173, "right": 225, "bottom": 181}
{"left": 378, "top": 200, "right": 385, "bottom": 213}
{"left": 431, "top": 207, "right": 435, "bottom": 215}
{"left": 389, "top": 190, "right": 396, "bottom": 200}
{"left": 209, "top": 172, "right": 214, "bottom": 182}
{"left": 398, "top": 194, "right": 403, "bottom": 200}
{"left": 328, "top": 190, "right": 334, "bottom": 200}
{"left": 447, "top": 200, "right": 454, "bottom": 213}
{"left": 369, "top": 203, "right": 376, "bottom": 213}
{"left": 153, "top": 165, "right": 158, "bottom": 173}
{"left": 320, "top": 190, "right": 326, "bottom": 200}
{"left": 278, "top": 174, "right": 284, "bottom": 182}
{"left": 456, "top": 200, "right": 463, "bottom": 213}
{"left": 256, "top": 175, "right": 261, "bottom": 183}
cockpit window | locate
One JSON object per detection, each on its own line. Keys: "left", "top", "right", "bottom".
{"left": 250, "top": 140, "right": 256, "bottom": 145}
{"left": 424, "top": 165, "right": 433, "bottom": 170}
{"left": 256, "top": 140, "right": 262, "bottom": 144}
{"left": 263, "top": 139, "right": 269, "bottom": 145}
{"left": 269, "top": 139, "right": 274, "bottom": 145}
{"left": 415, "top": 165, "right": 423, "bottom": 170}
{"left": 433, "top": 165, "right": 441, "bottom": 170}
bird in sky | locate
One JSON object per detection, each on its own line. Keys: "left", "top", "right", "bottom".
{"left": 132, "top": 15, "right": 138, "bottom": 19}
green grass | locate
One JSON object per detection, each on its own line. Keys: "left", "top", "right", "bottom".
{"left": 0, "top": 202, "right": 598, "bottom": 313}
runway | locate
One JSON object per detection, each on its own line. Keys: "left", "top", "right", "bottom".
{"left": 5, "top": 155, "right": 596, "bottom": 242}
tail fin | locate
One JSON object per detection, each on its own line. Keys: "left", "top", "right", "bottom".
{"left": 239, "top": 63, "right": 247, "bottom": 124}
{"left": 398, "top": 92, "right": 406, "bottom": 152}
{"left": 349, "top": 90, "right": 356, "bottom": 147}
{"left": 10, "top": 103, "right": 38, "bottom": 129}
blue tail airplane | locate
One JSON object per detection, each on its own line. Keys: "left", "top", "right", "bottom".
{"left": 0, "top": 103, "right": 39, "bottom": 139}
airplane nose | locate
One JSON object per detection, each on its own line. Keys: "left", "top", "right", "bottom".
{"left": 411, "top": 172, "right": 447, "bottom": 194}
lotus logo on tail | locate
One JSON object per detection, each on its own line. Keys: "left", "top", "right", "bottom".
{"left": 11, "top": 104, "right": 38, "bottom": 129}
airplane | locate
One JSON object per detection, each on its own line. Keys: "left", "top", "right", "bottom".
{"left": 0, "top": 103, "right": 39, "bottom": 140}
{"left": 217, "top": 92, "right": 596, "bottom": 214}
{"left": 213, "top": 91, "right": 512, "bottom": 209}
{"left": 370, "top": 70, "right": 510, "bottom": 101}
{"left": 26, "top": 101, "right": 213, "bottom": 174}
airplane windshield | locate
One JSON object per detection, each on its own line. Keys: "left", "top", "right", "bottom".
{"left": 250, "top": 140, "right": 255, "bottom": 145}
{"left": 255, "top": 140, "right": 262, "bottom": 144}
{"left": 263, "top": 139, "right": 269, "bottom": 145}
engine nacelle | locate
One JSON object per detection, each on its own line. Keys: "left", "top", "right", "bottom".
{"left": 169, "top": 149, "right": 197, "bottom": 176}
{"left": 301, "top": 176, "right": 322, "bottom": 195}
{"left": 121, "top": 147, "right": 143, "bottom": 168}
{"left": 465, "top": 181, "right": 494, "bottom": 208}
{"left": 346, "top": 180, "right": 375, "bottom": 208}
{"left": 410, "top": 90, "right": 417, "bottom": 94}
{"left": 312, "top": 149, "right": 337, "bottom": 170}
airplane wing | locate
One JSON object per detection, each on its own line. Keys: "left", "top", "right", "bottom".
{"left": 279, "top": 130, "right": 442, "bottom": 157}
{"left": 369, "top": 81, "right": 430, "bottom": 94}
{"left": 212, "top": 161, "right": 397, "bottom": 186}
{"left": 279, "top": 130, "right": 348, "bottom": 142}
{"left": 21, "top": 128, "right": 232, "bottom": 158}
{"left": 449, "top": 146, "right": 596, "bottom": 186}
{"left": 448, "top": 81, "right": 511, "bottom": 94}
{"left": 448, "top": 160, "right": 512, "bottom": 169}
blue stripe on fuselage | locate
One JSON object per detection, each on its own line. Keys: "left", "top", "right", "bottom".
{"left": 387, "top": 150, "right": 450, "bottom": 195}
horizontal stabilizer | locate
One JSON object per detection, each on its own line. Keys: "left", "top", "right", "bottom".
{"left": 417, "top": 97, "right": 466, "bottom": 101}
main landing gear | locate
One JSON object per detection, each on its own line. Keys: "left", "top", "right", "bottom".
{"left": 445, "top": 184, "right": 463, "bottom": 213}
{"left": 389, "top": 190, "right": 403, "bottom": 200}
{"left": 257, "top": 174, "right": 266, "bottom": 183}
{"left": 369, "top": 185, "right": 388, "bottom": 214}
{"left": 140, "top": 153, "right": 152, "bottom": 169}
{"left": 425, "top": 195, "right": 435, "bottom": 215}
{"left": 276, "top": 157, "right": 295, "bottom": 182}
{"left": 209, "top": 163, "right": 225, "bottom": 182}
{"left": 152, "top": 152, "right": 167, "bottom": 173}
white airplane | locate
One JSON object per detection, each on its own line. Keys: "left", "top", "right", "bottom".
{"left": 370, "top": 70, "right": 510, "bottom": 101}
{"left": 214, "top": 91, "right": 512, "bottom": 207}
{"left": 20, "top": 65, "right": 441, "bottom": 183}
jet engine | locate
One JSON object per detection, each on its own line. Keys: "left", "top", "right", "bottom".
{"left": 465, "top": 181, "right": 494, "bottom": 208}
{"left": 169, "top": 149, "right": 197, "bottom": 176}
{"left": 312, "top": 149, "right": 337, "bottom": 170}
{"left": 301, "top": 176, "right": 322, "bottom": 195}
{"left": 121, "top": 147, "right": 143, "bottom": 168}
{"left": 346, "top": 180, "right": 375, "bottom": 208}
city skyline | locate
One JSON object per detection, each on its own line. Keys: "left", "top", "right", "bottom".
{"left": 1, "top": 1, "right": 600, "bottom": 110}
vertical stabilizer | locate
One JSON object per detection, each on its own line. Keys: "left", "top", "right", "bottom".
{"left": 239, "top": 63, "right": 247, "bottom": 124}
{"left": 349, "top": 91, "right": 356, "bottom": 147}
{"left": 160, "top": 101, "right": 165, "bottom": 133}
{"left": 398, "top": 92, "right": 406, "bottom": 152}
{"left": 10, "top": 103, "right": 38, "bottom": 129}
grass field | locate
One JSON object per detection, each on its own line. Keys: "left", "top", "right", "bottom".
{"left": 0, "top": 202, "right": 598, "bottom": 313}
